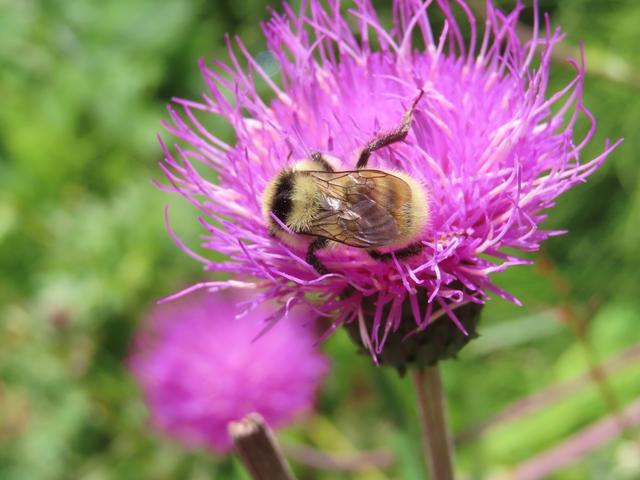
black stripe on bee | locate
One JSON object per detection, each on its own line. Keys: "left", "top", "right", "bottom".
{"left": 310, "top": 152, "right": 335, "bottom": 172}
{"left": 270, "top": 171, "right": 295, "bottom": 223}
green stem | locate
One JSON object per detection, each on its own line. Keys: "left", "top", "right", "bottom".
{"left": 411, "top": 366, "right": 455, "bottom": 480}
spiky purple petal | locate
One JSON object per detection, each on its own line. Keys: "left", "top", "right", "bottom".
{"left": 129, "top": 292, "right": 329, "bottom": 453}
{"left": 159, "top": 0, "right": 620, "bottom": 359}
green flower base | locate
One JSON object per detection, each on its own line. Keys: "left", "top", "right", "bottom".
{"left": 344, "top": 292, "right": 483, "bottom": 374}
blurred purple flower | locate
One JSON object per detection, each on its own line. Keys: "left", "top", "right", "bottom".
{"left": 129, "top": 292, "right": 329, "bottom": 454}
{"left": 159, "top": 1, "right": 620, "bottom": 361}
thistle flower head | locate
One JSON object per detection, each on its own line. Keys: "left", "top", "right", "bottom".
{"left": 129, "top": 292, "right": 329, "bottom": 453}
{"left": 160, "top": 0, "right": 620, "bottom": 365}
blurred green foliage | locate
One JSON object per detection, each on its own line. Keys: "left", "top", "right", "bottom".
{"left": 1, "top": 0, "right": 639, "bottom": 479}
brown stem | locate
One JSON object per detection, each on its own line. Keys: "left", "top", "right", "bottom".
{"left": 513, "top": 398, "right": 640, "bottom": 479}
{"left": 229, "top": 413, "right": 296, "bottom": 480}
{"left": 412, "top": 367, "right": 455, "bottom": 480}
{"left": 284, "top": 444, "right": 394, "bottom": 472}
{"left": 537, "top": 253, "right": 640, "bottom": 451}
{"left": 457, "top": 342, "right": 640, "bottom": 443}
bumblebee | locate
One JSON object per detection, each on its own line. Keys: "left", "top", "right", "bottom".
{"left": 262, "top": 91, "right": 429, "bottom": 274}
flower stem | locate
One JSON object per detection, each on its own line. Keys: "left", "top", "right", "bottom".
{"left": 229, "top": 412, "right": 296, "bottom": 480}
{"left": 411, "top": 366, "right": 455, "bottom": 480}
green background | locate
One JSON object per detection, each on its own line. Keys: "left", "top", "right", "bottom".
{"left": 1, "top": 0, "right": 639, "bottom": 478}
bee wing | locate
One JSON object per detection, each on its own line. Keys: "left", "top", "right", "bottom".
{"left": 303, "top": 170, "right": 410, "bottom": 248}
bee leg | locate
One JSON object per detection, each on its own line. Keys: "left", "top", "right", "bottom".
{"left": 367, "top": 249, "right": 390, "bottom": 261}
{"left": 310, "top": 151, "right": 335, "bottom": 172}
{"left": 395, "top": 243, "right": 424, "bottom": 259}
{"left": 356, "top": 89, "right": 424, "bottom": 169}
{"left": 306, "top": 237, "right": 330, "bottom": 275}
{"left": 368, "top": 243, "right": 423, "bottom": 261}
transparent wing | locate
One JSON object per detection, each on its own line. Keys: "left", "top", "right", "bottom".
{"left": 302, "top": 170, "right": 411, "bottom": 248}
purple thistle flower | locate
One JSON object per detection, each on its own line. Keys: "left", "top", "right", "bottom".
{"left": 159, "top": 1, "right": 620, "bottom": 365}
{"left": 129, "top": 292, "right": 329, "bottom": 454}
